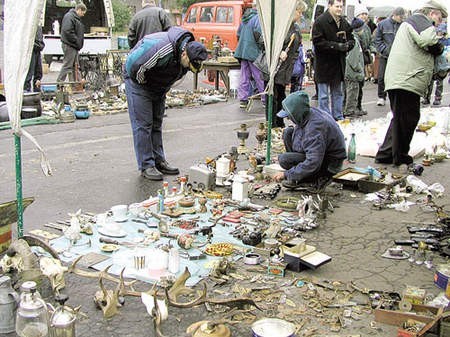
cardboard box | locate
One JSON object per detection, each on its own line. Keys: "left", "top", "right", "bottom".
{"left": 375, "top": 304, "right": 443, "bottom": 337}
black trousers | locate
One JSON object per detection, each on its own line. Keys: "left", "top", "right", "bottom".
{"left": 377, "top": 57, "right": 387, "bottom": 99}
{"left": 265, "top": 82, "right": 286, "bottom": 128}
{"left": 375, "top": 89, "right": 420, "bottom": 166}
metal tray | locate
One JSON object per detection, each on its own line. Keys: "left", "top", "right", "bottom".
{"left": 332, "top": 168, "right": 369, "bottom": 188}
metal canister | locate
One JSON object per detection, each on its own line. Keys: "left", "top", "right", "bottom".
{"left": 0, "top": 275, "right": 19, "bottom": 333}
{"left": 49, "top": 294, "right": 76, "bottom": 337}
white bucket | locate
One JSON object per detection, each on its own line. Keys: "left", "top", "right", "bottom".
{"left": 229, "top": 69, "right": 240, "bottom": 90}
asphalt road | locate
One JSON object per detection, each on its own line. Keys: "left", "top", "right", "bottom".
{"left": 1, "top": 71, "right": 450, "bottom": 336}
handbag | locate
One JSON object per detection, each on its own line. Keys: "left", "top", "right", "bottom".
{"left": 253, "top": 52, "right": 269, "bottom": 76}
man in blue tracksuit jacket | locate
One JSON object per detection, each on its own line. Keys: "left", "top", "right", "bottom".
{"left": 124, "top": 27, "right": 207, "bottom": 180}
{"left": 272, "top": 91, "right": 346, "bottom": 190}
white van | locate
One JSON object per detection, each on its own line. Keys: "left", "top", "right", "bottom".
{"left": 312, "top": 0, "right": 365, "bottom": 24}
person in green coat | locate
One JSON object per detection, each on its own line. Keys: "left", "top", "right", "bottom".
{"left": 343, "top": 18, "right": 365, "bottom": 118}
{"left": 375, "top": 0, "right": 447, "bottom": 167}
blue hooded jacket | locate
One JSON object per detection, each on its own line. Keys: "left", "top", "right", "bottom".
{"left": 234, "top": 9, "right": 262, "bottom": 62}
{"left": 125, "top": 27, "right": 194, "bottom": 96}
{"left": 282, "top": 96, "right": 346, "bottom": 182}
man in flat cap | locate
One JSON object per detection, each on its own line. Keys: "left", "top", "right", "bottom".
{"left": 124, "top": 27, "right": 207, "bottom": 180}
{"left": 375, "top": 0, "right": 447, "bottom": 168}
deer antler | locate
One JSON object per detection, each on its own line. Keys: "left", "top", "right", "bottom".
{"left": 94, "top": 266, "right": 120, "bottom": 319}
{"left": 69, "top": 256, "right": 136, "bottom": 287}
{"left": 165, "top": 267, "right": 207, "bottom": 308}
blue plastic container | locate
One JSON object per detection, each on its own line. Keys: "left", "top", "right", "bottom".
{"left": 117, "top": 36, "right": 129, "bottom": 50}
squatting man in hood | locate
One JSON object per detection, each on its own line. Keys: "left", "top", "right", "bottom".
{"left": 272, "top": 91, "right": 347, "bottom": 190}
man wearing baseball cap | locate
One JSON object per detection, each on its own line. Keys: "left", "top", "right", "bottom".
{"left": 272, "top": 91, "right": 346, "bottom": 191}
{"left": 124, "top": 27, "right": 208, "bottom": 180}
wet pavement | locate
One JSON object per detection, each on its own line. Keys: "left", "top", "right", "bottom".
{"left": 0, "top": 70, "right": 450, "bottom": 336}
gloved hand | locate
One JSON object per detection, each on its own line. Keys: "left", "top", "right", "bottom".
{"left": 335, "top": 42, "right": 349, "bottom": 52}
{"left": 346, "top": 40, "right": 355, "bottom": 51}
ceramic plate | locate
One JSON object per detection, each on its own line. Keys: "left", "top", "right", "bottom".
{"left": 98, "top": 227, "right": 127, "bottom": 238}
{"left": 101, "top": 244, "right": 120, "bottom": 253}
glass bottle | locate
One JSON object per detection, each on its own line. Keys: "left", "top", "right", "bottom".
{"left": 347, "top": 133, "right": 356, "bottom": 164}
{"left": 16, "top": 281, "right": 49, "bottom": 337}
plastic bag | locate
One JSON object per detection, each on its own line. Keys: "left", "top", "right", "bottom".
{"left": 406, "top": 175, "right": 428, "bottom": 194}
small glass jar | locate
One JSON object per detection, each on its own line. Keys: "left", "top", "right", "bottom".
{"left": 16, "top": 281, "right": 49, "bottom": 337}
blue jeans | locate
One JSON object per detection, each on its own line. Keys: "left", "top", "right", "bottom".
{"left": 125, "top": 78, "right": 165, "bottom": 171}
{"left": 317, "top": 81, "right": 344, "bottom": 120}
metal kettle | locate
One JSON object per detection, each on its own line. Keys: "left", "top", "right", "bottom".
{"left": 48, "top": 294, "right": 77, "bottom": 337}
{"left": 0, "top": 275, "right": 19, "bottom": 333}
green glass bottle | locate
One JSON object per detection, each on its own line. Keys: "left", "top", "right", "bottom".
{"left": 348, "top": 133, "right": 356, "bottom": 164}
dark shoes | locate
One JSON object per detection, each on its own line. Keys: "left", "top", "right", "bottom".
{"left": 239, "top": 100, "right": 248, "bottom": 109}
{"left": 156, "top": 161, "right": 180, "bottom": 175}
{"left": 374, "top": 157, "right": 393, "bottom": 164}
{"left": 282, "top": 177, "right": 331, "bottom": 192}
{"left": 433, "top": 99, "right": 441, "bottom": 106}
{"left": 421, "top": 98, "right": 430, "bottom": 106}
{"left": 141, "top": 167, "right": 163, "bottom": 180}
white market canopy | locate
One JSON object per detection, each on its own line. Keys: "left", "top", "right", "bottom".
{"left": 4, "top": 0, "right": 51, "bottom": 175}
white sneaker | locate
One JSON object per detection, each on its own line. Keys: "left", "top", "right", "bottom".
{"left": 376, "top": 98, "right": 385, "bottom": 106}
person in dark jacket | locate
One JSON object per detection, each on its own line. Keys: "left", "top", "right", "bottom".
{"left": 265, "top": 1, "right": 304, "bottom": 128}
{"left": 272, "top": 91, "right": 346, "bottom": 190}
{"left": 374, "top": 7, "right": 405, "bottom": 106}
{"left": 234, "top": 4, "right": 265, "bottom": 109}
{"left": 124, "top": 27, "right": 208, "bottom": 180}
{"left": 57, "top": 3, "right": 86, "bottom": 82}
{"left": 24, "top": 26, "right": 45, "bottom": 92}
{"left": 312, "top": 0, "right": 354, "bottom": 121}
{"left": 127, "top": 0, "right": 172, "bottom": 49}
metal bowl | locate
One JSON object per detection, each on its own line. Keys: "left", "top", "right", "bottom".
{"left": 251, "top": 318, "right": 295, "bottom": 337}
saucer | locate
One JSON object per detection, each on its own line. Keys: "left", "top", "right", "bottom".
{"left": 101, "top": 244, "right": 120, "bottom": 253}
{"left": 98, "top": 227, "right": 127, "bottom": 238}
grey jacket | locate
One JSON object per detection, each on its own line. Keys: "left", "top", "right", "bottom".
{"left": 128, "top": 5, "right": 172, "bottom": 49}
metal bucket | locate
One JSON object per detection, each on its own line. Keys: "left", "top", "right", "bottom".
{"left": 251, "top": 318, "right": 296, "bottom": 337}
{"left": 22, "top": 92, "right": 42, "bottom": 117}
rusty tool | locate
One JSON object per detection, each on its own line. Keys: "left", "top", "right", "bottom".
{"left": 99, "top": 237, "right": 139, "bottom": 248}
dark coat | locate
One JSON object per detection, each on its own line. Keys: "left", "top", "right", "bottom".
{"left": 127, "top": 5, "right": 172, "bottom": 49}
{"left": 374, "top": 17, "right": 402, "bottom": 59}
{"left": 60, "top": 9, "right": 84, "bottom": 50}
{"left": 312, "top": 10, "right": 354, "bottom": 84}
{"left": 274, "top": 22, "right": 302, "bottom": 85}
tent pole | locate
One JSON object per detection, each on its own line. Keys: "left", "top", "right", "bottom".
{"left": 14, "top": 134, "right": 24, "bottom": 238}
{"left": 265, "top": 0, "right": 276, "bottom": 165}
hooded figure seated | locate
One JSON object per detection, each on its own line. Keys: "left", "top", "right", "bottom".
{"left": 273, "top": 91, "right": 347, "bottom": 190}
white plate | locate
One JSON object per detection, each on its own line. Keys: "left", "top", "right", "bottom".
{"left": 98, "top": 227, "right": 127, "bottom": 238}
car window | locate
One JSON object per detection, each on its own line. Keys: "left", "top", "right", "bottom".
{"left": 187, "top": 7, "right": 197, "bottom": 23}
{"left": 216, "top": 6, "right": 233, "bottom": 23}
{"left": 200, "top": 6, "right": 214, "bottom": 22}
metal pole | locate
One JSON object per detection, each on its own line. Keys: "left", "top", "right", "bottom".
{"left": 265, "top": 0, "right": 275, "bottom": 165}
{"left": 14, "top": 134, "right": 24, "bottom": 237}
